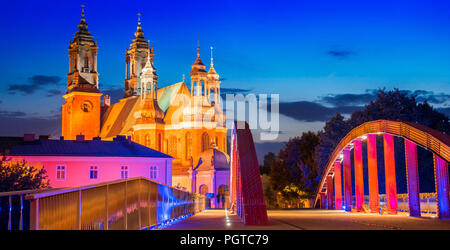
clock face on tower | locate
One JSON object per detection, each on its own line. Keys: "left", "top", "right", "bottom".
{"left": 81, "top": 100, "right": 93, "bottom": 112}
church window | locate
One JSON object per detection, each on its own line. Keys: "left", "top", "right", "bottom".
{"left": 157, "top": 133, "right": 162, "bottom": 151}
{"left": 201, "top": 132, "right": 209, "bottom": 152}
{"left": 84, "top": 56, "right": 89, "bottom": 70}
{"left": 168, "top": 136, "right": 177, "bottom": 157}
{"left": 185, "top": 132, "right": 192, "bottom": 160}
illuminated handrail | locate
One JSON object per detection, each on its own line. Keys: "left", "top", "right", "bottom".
{"left": 24, "top": 177, "right": 209, "bottom": 230}
{"left": 315, "top": 120, "right": 450, "bottom": 206}
{"left": 358, "top": 193, "right": 438, "bottom": 215}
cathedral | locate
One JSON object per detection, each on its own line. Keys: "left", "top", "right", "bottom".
{"left": 61, "top": 9, "right": 230, "bottom": 207}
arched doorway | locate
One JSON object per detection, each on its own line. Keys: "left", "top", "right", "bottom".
{"left": 217, "top": 185, "right": 229, "bottom": 208}
{"left": 199, "top": 184, "right": 208, "bottom": 195}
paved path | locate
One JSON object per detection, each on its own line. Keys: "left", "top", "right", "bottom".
{"left": 165, "top": 209, "right": 450, "bottom": 230}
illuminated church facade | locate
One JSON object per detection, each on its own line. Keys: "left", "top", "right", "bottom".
{"left": 61, "top": 10, "right": 229, "bottom": 206}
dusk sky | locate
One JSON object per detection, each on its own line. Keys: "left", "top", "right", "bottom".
{"left": 0, "top": 0, "right": 449, "bottom": 155}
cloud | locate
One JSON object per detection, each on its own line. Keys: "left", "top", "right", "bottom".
{"left": 279, "top": 101, "right": 363, "bottom": 122}
{"left": 328, "top": 49, "right": 354, "bottom": 59}
{"left": 220, "top": 87, "right": 252, "bottom": 95}
{"left": 280, "top": 89, "right": 450, "bottom": 123}
{"left": 318, "top": 91, "right": 377, "bottom": 107}
{"left": 410, "top": 90, "right": 450, "bottom": 106}
{"left": 0, "top": 115, "right": 61, "bottom": 138}
{"left": 46, "top": 89, "right": 63, "bottom": 97}
{"left": 437, "top": 107, "right": 450, "bottom": 117}
{"left": 8, "top": 75, "right": 62, "bottom": 95}
{"left": 0, "top": 110, "right": 27, "bottom": 118}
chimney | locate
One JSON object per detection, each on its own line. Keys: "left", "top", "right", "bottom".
{"left": 93, "top": 136, "right": 102, "bottom": 141}
{"left": 76, "top": 134, "right": 85, "bottom": 141}
{"left": 127, "top": 136, "right": 132, "bottom": 143}
{"left": 24, "top": 134, "right": 35, "bottom": 142}
{"left": 39, "top": 135, "right": 50, "bottom": 140}
{"left": 113, "top": 135, "right": 126, "bottom": 142}
{"left": 103, "top": 94, "right": 111, "bottom": 107}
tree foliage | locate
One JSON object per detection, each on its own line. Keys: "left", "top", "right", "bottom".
{"left": 0, "top": 156, "right": 49, "bottom": 192}
{"left": 265, "top": 131, "right": 320, "bottom": 204}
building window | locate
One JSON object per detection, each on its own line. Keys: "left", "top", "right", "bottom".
{"left": 201, "top": 132, "right": 209, "bottom": 152}
{"left": 56, "top": 165, "right": 66, "bottom": 180}
{"left": 150, "top": 166, "right": 157, "bottom": 180}
{"left": 120, "top": 166, "right": 128, "bottom": 179}
{"left": 157, "top": 133, "right": 162, "bottom": 151}
{"left": 168, "top": 136, "right": 177, "bottom": 157}
{"left": 90, "top": 166, "right": 98, "bottom": 179}
{"left": 185, "top": 132, "right": 192, "bottom": 160}
{"left": 145, "top": 134, "right": 150, "bottom": 147}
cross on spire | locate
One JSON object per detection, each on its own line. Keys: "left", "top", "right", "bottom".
{"left": 81, "top": 4, "right": 85, "bottom": 17}
{"left": 197, "top": 35, "right": 200, "bottom": 57}
{"left": 210, "top": 46, "right": 214, "bottom": 65}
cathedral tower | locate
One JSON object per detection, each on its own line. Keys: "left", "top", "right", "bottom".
{"left": 133, "top": 47, "right": 165, "bottom": 151}
{"left": 190, "top": 42, "right": 208, "bottom": 97}
{"left": 207, "top": 46, "right": 221, "bottom": 104}
{"left": 62, "top": 6, "right": 102, "bottom": 140}
{"left": 124, "top": 14, "right": 152, "bottom": 98}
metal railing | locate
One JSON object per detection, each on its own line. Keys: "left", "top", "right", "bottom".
{"left": 350, "top": 193, "right": 438, "bottom": 216}
{"left": 3, "top": 177, "right": 209, "bottom": 230}
{"left": 0, "top": 188, "right": 63, "bottom": 230}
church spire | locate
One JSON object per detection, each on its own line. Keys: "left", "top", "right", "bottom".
{"left": 124, "top": 12, "right": 150, "bottom": 98}
{"left": 190, "top": 36, "right": 207, "bottom": 96}
{"left": 73, "top": 4, "right": 93, "bottom": 44}
{"left": 135, "top": 12, "right": 144, "bottom": 38}
{"left": 207, "top": 46, "right": 220, "bottom": 104}
{"left": 67, "top": 4, "right": 99, "bottom": 92}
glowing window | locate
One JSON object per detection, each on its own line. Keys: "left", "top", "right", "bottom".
{"left": 90, "top": 166, "right": 98, "bottom": 179}
{"left": 56, "top": 165, "right": 66, "bottom": 180}
{"left": 120, "top": 166, "right": 128, "bottom": 179}
{"left": 150, "top": 166, "right": 157, "bottom": 180}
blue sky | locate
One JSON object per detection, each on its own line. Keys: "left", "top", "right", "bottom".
{"left": 0, "top": 0, "right": 449, "bottom": 149}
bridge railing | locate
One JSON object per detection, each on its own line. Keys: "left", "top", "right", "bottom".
{"left": 20, "top": 177, "right": 209, "bottom": 230}
{"left": 350, "top": 193, "right": 438, "bottom": 216}
{"left": 0, "top": 188, "right": 64, "bottom": 230}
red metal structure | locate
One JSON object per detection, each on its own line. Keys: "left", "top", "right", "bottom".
{"left": 315, "top": 120, "right": 450, "bottom": 219}
{"left": 230, "top": 121, "right": 269, "bottom": 226}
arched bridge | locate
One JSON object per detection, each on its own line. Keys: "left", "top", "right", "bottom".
{"left": 315, "top": 120, "right": 450, "bottom": 219}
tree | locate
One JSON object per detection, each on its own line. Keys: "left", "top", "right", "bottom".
{"left": 0, "top": 156, "right": 49, "bottom": 192}
{"left": 315, "top": 113, "right": 350, "bottom": 183}
{"left": 265, "top": 131, "right": 320, "bottom": 206}
{"left": 260, "top": 152, "right": 275, "bottom": 175}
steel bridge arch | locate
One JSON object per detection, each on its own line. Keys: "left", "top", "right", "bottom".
{"left": 314, "top": 120, "right": 450, "bottom": 216}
